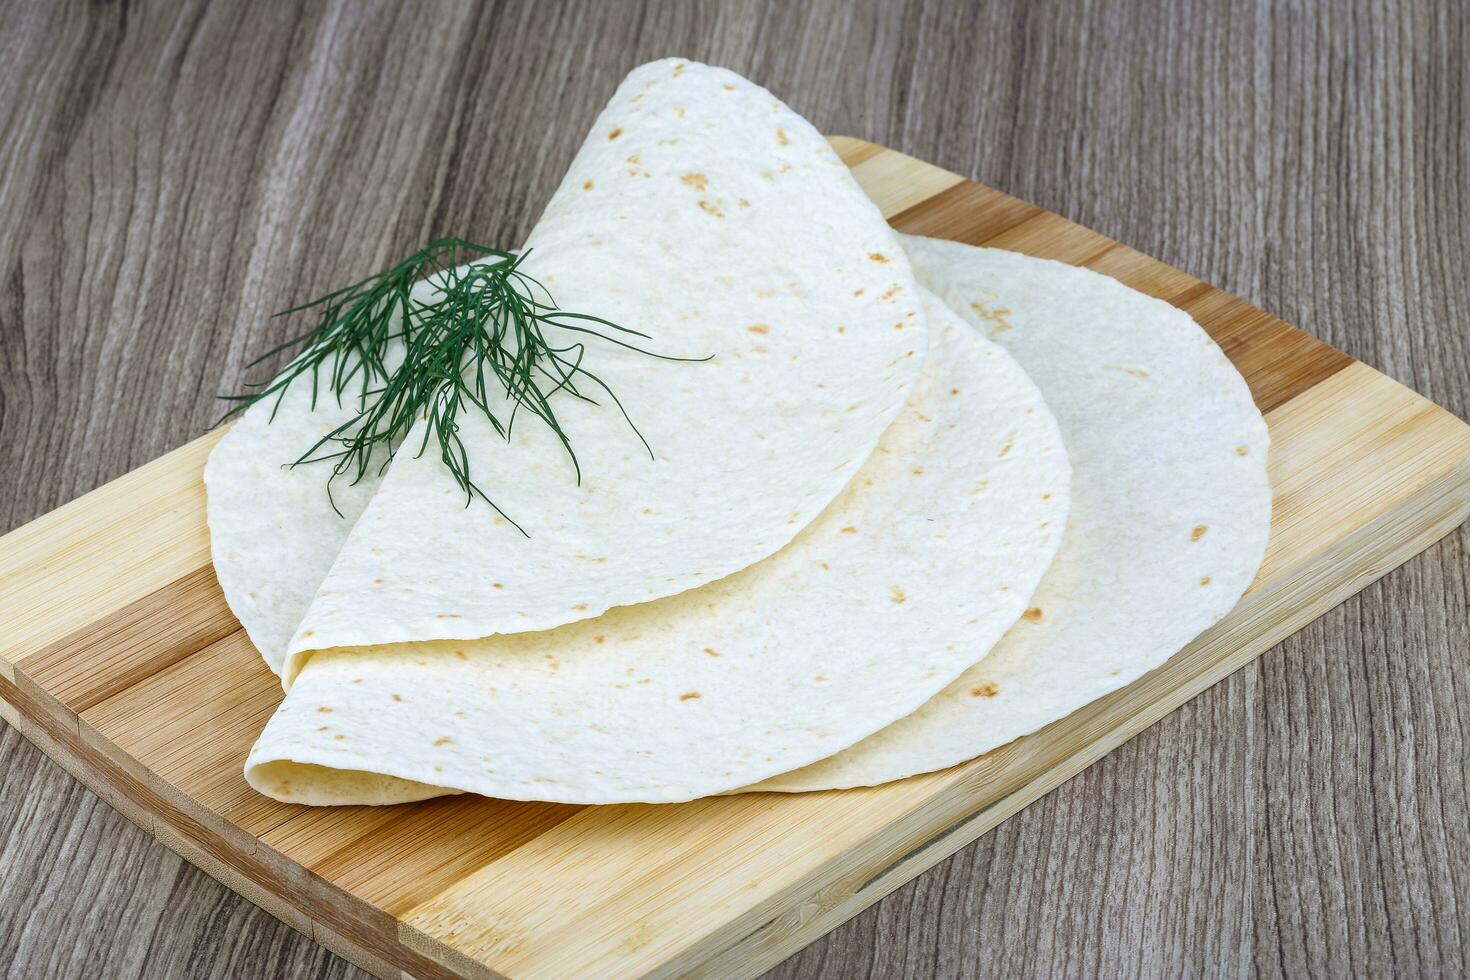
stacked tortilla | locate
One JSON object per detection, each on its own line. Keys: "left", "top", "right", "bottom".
{"left": 208, "top": 59, "right": 1270, "bottom": 806}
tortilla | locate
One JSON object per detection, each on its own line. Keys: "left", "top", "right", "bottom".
{"left": 750, "top": 238, "right": 1271, "bottom": 792}
{"left": 243, "top": 290, "right": 1070, "bottom": 804}
{"left": 208, "top": 59, "right": 930, "bottom": 677}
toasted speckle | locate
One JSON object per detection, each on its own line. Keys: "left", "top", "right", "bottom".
{"left": 869, "top": 252, "right": 889, "bottom": 263}
{"left": 776, "top": 128, "right": 790, "bottom": 146}
{"left": 681, "top": 172, "right": 709, "bottom": 192}
{"left": 704, "top": 647, "right": 720, "bottom": 657}
{"left": 1200, "top": 576, "right": 1213, "bottom": 586}
{"left": 747, "top": 323, "right": 769, "bottom": 335}
{"left": 970, "top": 682, "right": 999, "bottom": 697}
{"left": 840, "top": 525, "right": 858, "bottom": 534}
{"left": 680, "top": 691, "right": 701, "bottom": 701}
{"left": 582, "top": 179, "right": 594, "bottom": 191}
{"left": 698, "top": 199, "right": 725, "bottom": 218}
{"left": 392, "top": 694, "right": 404, "bottom": 703}
{"left": 1191, "top": 524, "right": 1209, "bottom": 541}
{"left": 1022, "top": 607, "right": 1044, "bottom": 623}
{"left": 433, "top": 737, "right": 454, "bottom": 747}
{"left": 1236, "top": 445, "right": 1250, "bottom": 456}
{"left": 316, "top": 706, "right": 333, "bottom": 714}
{"left": 608, "top": 126, "right": 623, "bottom": 140}
{"left": 890, "top": 586, "right": 907, "bottom": 604}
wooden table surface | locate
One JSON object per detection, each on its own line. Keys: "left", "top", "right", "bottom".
{"left": 2, "top": 1, "right": 1466, "bottom": 977}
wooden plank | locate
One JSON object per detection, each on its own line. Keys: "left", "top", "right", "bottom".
{"left": 2, "top": 137, "right": 1467, "bottom": 980}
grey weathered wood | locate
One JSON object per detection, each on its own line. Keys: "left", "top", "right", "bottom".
{"left": 1, "top": 0, "right": 1465, "bottom": 977}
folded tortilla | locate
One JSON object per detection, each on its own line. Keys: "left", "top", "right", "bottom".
{"left": 750, "top": 238, "right": 1272, "bottom": 792}
{"left": 244, "top": 291, "right": 1070, "bottom": 804}
{"left": 207, "top": 59, "right": 929, "bottom": 677}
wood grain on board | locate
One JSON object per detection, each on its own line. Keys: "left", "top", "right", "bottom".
{"left": 2, "top": 136, "right": 1467, "bottom": 979}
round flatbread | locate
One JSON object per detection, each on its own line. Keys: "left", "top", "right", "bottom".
{"left": 752, "top": 237, "right": 1271, "bottom": 792}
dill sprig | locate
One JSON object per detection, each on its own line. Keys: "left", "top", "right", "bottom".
{"left": 220, "top": 236, "right": 698, "bottom": 533}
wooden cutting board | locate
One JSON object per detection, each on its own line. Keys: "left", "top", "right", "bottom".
{"left": 3, "top": 137, "right": 1468, "bottom": 980}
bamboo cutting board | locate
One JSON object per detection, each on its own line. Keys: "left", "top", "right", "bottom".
{"left": 3, "top": 138, "right": 1469, "bottom": 980}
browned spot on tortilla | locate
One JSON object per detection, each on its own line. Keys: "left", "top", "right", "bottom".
{"left": 1022, "top": 607, "right": 1043, "bottom": 623}
{"left": 880, "top": 284, "right": 902, "bottom": 301}
{"left": 433, "top": 737, "right": 454, "bottom": 747}
{"left": 595, "top": 635, "right": 606, "bottom": 644}
{"left": 316, "top": 725, "right": 329, "bottom": 732}
{"left": 869, "top": 252, "right": 890, "bottom": 263}
{"left": 453, "top": 650, "right": 467, "bottom": 660}
{"left": 1191, "top": 524, "right": 1209, "bottom": 541}
{"left": 673, "top": 63, "right": 685, "bottom": 76}
{"left": 333, "top": 734, "right": 345, "bottom": 741}
{"left": 737, "top": 198, "right": 750, "bottom": 208}
{"left": 890, "top": 586, "right": 907, "bottom": 604}
{"left": 950, "top": 388, "right": 960, "bottom": 395}
{"left": 573, "top": 603, "right": 589, "bottom": 611}
{"left": 675, "top": 106, "right": 686, "bottom": 118}
{"left": 1042, "top": 492, "right": 1052, "bottom": 500}
{"left": 776, "top": 128, "right": 789, "bottom": 145}
{"left": 1104, "top": 364, "right": 1150, "bottom": 378}
{"left": 723, "top": 83, "right": 734, "bottom": 91}
{"left": 372, "top": 578, "right": 385, "bottom": 585}
{"left": 316, "top": 706, "right": 333, "bottom": 714}
{"left": 608, "top": 126, "right": 623, "bottom": 140}
{"left": 761, "top": 169, "right": 775, "bottom": 181}
{"left": 853, "top": 288, "right": 865, "bottom": 297}
{"left": 681, "top": 172, "right": 708, "bottom": 192}
{"left": 680, "top": 691, "right": 701, "bottom": 701}
{"left": 970, "top": 682, "right": 999, "bottom": 697}
{"left": 352, "top": 678, "right": 362, "bottom": 684}
{"left": 626, "top": 152, "right": 641, "bottom": 164}
{"left": 840, "top": 525, "right": 857, "bottom": 534}
{"left": 582, "top": 180, "right": 594, "bottom": 191}
{"left": 969, "top": 300, "right": 1013, "bottom": 336}
{"left": 698, "top": 199, "right": 725, "bottom": 218}
{"left": 998, "top": 432, "right": 1015, "bottom": 457}
{"left": 893, "top": 322, "right": 905, "bottom": 330}
{"left": 492, "top": 582, "right": 503, "bottom": 589}
{"left": 392, "top": 694, "right": 403, "bottom": 703}
{"left": 836, "top": 325, "right": 846, "bottom": 334}
{"left": 1236, "top": 445, "right": 1250, "bottom": 456}
{"left": 912, "top": 466, "right": 924, "bottom": 475}
{"left": 301, "top": 629, "right": 315, "bottom": 638}
{"left": 703, "top": 647, "right": 720, "bottom": 657}
{"left": 747, "top": 324, "right": 769, "bottom": 335}
{"left": 435, "top": 613, "right": 462, "bottom": 619}
{"left": 814, "top": 674, "right": 827, "bottom": 683}
{"left": 1200, "top": 576, "right": 1213, "bottom": 586}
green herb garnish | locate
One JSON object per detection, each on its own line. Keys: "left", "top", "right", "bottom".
{"left": 220, "top": 237, "right": 698, "bottom": 533}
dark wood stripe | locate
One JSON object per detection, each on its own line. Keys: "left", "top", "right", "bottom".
{"left": 19, "top": 564, "right": 237, "bottom": 713}
{"left": 890, "top": 180, "right": 1042, "bottom": 243}
{"left": 1176, "top": 288, "right": 1356, "bottom": 414}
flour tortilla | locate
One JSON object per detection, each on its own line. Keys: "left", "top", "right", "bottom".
{"left": 243, "top": 291, "right": 1070, "bottom": 804}
{"left": 208, "top": 59, "right": 930, "bottom": 678}
{"left": 205, "top": 370, "right": 386, "bottom": 675}
{"left": 750, "top": 238, "right": 1271, "bottom": 792}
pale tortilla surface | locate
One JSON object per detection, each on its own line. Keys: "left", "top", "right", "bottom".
{"left": 751, "top": 238, "right": 1271, "bottom": 792}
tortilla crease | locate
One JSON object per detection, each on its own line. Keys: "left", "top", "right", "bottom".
{"left": 244, "top": 291, "right": 1070, "bottom": 804}
{"left": 207, "top": 58, "right": 928, "bottom": 678}
{"left": 749, "top": 238, "right": 1272, "bottom": 792}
